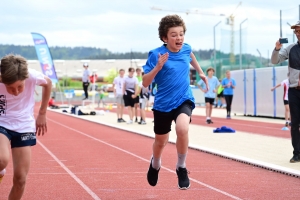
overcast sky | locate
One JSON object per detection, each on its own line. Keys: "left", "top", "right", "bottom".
{"left": 0, "top": 0, "right": 299, "bottom": 58}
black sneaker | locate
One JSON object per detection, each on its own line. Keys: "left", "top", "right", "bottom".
{"left": 120, "top": 118, "right": 126, "bottom": 122}
{"left": 147, "top": 159, "right": 160, "bottom": 186}
{"left": 135, "top": 118, "right": 138, "bottom": 123}
{"left": 206, "top": 119, "right": 213, "bottom": 124}
{"left": 290, "top": 155, "right": 300, "bottom": 163}
{"left": 176, "top": 167, "right": 190, "bottom": 190}
{"left": 117, "top": 118, "right": 122, "bottom": 123}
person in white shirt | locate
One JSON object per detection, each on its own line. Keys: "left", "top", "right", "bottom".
{"left": 271, "top": 73, "right": 290, "bottom": 127}
{"left": 123, "top": 68, "right": 139, "bottom": 124}
{"left": 134, "top": 67, "right": 143, "bottom": 123}
{"left": 113, "top": 69, "right": 126, "bottom": 123}
{"left": 0, "top": 54, "right": 52, "bottom": 199}
{"left": 82, "top": 63, "right": 90, "bottom": 100}
{"left": 138, "top": 72, "right": 149, "bottom": 125}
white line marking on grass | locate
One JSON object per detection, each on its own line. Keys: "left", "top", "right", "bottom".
{"left": 48, "top": 118, "right": 242, "bottom": 200}
{"left": 37, "top": 140, "right": 101, "bottom": 200}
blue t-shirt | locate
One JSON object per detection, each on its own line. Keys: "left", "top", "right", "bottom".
{"left": 221, "top": 78, "right": 236, "bottom": 95}
{"left": 143, "top": 43, "right": 195, "bottom": 112}
{"left": 197, "top": 76, "right": 219, "bottom": 98}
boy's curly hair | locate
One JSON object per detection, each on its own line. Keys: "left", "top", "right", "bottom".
{"left": 158, "top": 14, "right": 186, "bottom": 42}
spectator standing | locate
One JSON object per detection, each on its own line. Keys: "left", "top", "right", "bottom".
{"left": 271, "top": 21, "right": 300, "bottom": 163}
{"left": 138, "top": 72, "right": 149, "bottom": 125}
{"left": 113, "top": 69, "right": 126, "bottom": 122}
{"left": 222, "top": 70, "right": 236, "bottom": 119}
{"left": 123, "top": 68, "right": 139, "bottom": 124}
{"left": 215, "top": 79, "right": 225, "bottom": 108}
{"left": 135, "top": 67, "right": 143, "bottom": 123}
{"left": 82, "top": 63, "right": 90, "bottom": 100}
{"left": 197, "top": 67, "right": 219, "bottom": 124}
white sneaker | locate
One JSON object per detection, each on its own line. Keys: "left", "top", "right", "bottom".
{"left": 138, "top": 120, "right": 146, "bottom": 125}
{"left": 127, "top": 120, "right": 133, "bottom": 124}
{"left": 0, "top": 169, "right": 6, "bottom": 183}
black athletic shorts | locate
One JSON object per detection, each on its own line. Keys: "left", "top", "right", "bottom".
{"left": 153, "top": 100, "right": 193, "bottom": 135}
{"left": 205, "top": 97, "right": 215, "bottom": 105}
{"left": 284, "top": 100, "right": 289, "bottom": 105}
{"left": 0, "top": 126, "right": 36, "bottom": 148}
{"left": 135, "top": 96, "right": 140, "bottom": 104}
{"left": 217, "top": 91, "right": 224, "bottom": 98}
{"left": 123, "top": 90, "right": 136, "bottom": 107}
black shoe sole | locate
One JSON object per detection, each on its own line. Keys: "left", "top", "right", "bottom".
{"left": 147, "top": 160, "right": 160, "bottom": 187}
{"left": 178, "top": 184, "right": 191, "bottom": 190}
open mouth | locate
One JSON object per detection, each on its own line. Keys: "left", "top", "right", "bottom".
{"left": 176, "top": 42, "right": 182, "bottom": 47}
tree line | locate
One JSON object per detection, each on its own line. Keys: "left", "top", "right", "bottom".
{"left": 0, "top": 44, "right": 232, "bottom": 60}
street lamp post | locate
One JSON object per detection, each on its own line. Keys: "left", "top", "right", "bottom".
{"left": 239, "top": 18, "right": 248, "bottom": 70}
{"left": 213, "top": 21, "right": 221, "bottom": 74}
{"left": 280, "top": 10, "right": 282, "bottom": 37}
{"left": 256, "top": 49, "right": 262, "bottom": 67}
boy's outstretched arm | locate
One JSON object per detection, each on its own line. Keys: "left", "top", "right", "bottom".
{"left": 142, "top": 53, "right": 169, "bottom": 88}
{"left": 190, "top": 53, "right": 209, "bottom": 90}
{"left": 36, "top": 76, "right": 52, "bottom": 136}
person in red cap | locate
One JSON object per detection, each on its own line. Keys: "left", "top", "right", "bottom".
{"left": 271, "top": 20, "right": 300, "bottom": 163}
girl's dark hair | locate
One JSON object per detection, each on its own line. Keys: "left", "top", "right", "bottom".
{"left": 158, "top": 14, "right": 186, "bottom": 42}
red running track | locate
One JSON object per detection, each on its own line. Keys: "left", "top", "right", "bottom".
{"left": 103, "top": 107, "right": 290, "bottom": 139}
{"left": 1, "top": 110, "right": 299, "bottom": 199}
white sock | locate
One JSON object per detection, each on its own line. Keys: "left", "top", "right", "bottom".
{"left": 151, "top": 156, "right": 161, "bottom": 170}
{"left": 176, "top": 153, "right": 187, "bottom": 169}
{"left": 206, "top": 117, "right": 210, "bottom": 120}
{"left": 0, "top": 169, "right": 6, "bottom": 176}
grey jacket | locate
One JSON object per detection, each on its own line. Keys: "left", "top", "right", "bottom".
{"left": 271, "top": 42, "right": 300, "bottom": 87}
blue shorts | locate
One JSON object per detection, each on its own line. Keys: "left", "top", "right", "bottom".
{"left": 0, "top": 126, "right": 36, "bottom": 148}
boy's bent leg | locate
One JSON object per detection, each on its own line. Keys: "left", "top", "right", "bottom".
{"left": 152, "top": 133, "right": 169, "bottom": 163}
{"left": 9, "top": 146, "right": 31, "bottom": 200}
{"left": 0, "top": 134, "right": 10, "bottom": 171}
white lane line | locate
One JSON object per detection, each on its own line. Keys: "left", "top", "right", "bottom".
{"left": 48, "top": 118, "right": 242, "bottom": 200}
{"left": 37, "top": 140, "right": 101, "bottom": 200}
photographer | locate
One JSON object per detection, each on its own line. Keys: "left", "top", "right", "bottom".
{"left": 271, "top": 21, "right": 300, "bottom": 163}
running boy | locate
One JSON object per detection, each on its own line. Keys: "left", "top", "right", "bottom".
{"left": 143, "top": 15, "right": 208, "bottom": 190}
{"left": 197, "top": 67, "right": 219, "bottom": 124}
{"left": 0, "top": 54, "right": 52, "bottom": 199}
{"left": 271, "top": 73, "right": 290, "bottom": 126}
